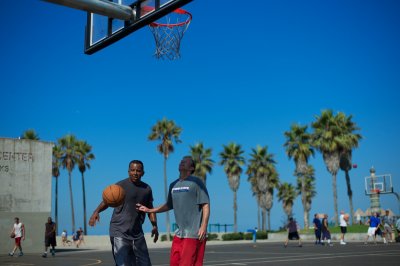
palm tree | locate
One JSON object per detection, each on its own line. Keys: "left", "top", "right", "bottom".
{"left": 312, "top": 109, "right": 347, "bottom": 225}
{"left": 277, "top": 182, "right": 297, "bottom": 221}
{"left": 58, "top": 134, "right": 78, "bottom": 233}
{"left": 21, "top": 129, "right": 39, "bottom": 140}
{"left": 247, "top": 175, "right": 262, "bottom": 229}
{"left": 52, "top": 144, "right": 62, "bottom": 235}
{"left": 189, "top": 142, "right": 214, "bottom": 186}
{"left": 284, "top": 124, "right": 314, "bottom": 228}
{"left": 219, "top": 143, "right": 245, "bottom": 232}
{"left": 296, "top": 165, "right": 317, "bottom": 228}
{"left": 148, "top": 118, "right": 182, "bottom": 241}
{"left": 76, "top": 140, "right": 95, "bottom": 235}
{"left": 337, "top": 113, "right": 362, "bottom": 224}
{"left": 246, "top": 145, "right": 278, "bottom": 231}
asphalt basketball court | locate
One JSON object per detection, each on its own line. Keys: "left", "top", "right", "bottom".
{"left": 1, "top": 241, "right": 399, "bottom": 266}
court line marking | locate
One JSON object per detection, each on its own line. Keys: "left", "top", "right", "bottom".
{"left": 203, "top": 251, "right": 400, "bottom": 265}
{"left": 81, "top": 259, "right": 102, "bottom": 266}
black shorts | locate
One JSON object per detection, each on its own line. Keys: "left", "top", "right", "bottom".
{"left": 45, "top": 236, "right": 57, "bottom": 247}
{"left": 288, "top": 232, "right": 299, "bottom": 240}
{"left": 340, "top": 226, "right": 347, "bottom": 234}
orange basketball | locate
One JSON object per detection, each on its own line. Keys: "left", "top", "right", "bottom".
{"left": 102, "top": 184, "right": 125, "bottom": 207}
{"left": 344, "top": 214, "right": 349, "bottom": 221}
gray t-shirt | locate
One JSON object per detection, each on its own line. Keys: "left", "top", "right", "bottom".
{"left": 109, "top": 178, "right": 154, "bottom": 240}
{"left": 167, "top": 176, "right": 210, "bottom": 239}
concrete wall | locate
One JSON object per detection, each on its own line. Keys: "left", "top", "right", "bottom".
{"left": 0, "top": 138, "right": 53, "bottom": 254}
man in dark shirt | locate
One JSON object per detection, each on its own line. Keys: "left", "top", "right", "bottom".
{"left": 313, "top": 213, "right": 322, "bottom": 245}
{"left": 89, "top": 160, "right": 158, "bottom": 266}
{"left": 42, "top": 217, "right": 56, "bottom": 258}
{"left": 284, "top": 217, "right": 302, "bottom": 247}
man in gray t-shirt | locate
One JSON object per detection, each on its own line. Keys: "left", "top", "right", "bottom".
{"left": 137, "top": 156, "right": 210, "bottom": 266}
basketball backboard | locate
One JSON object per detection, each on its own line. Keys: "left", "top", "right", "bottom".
{"left": 85, "top": 0, "right": 193, "bottom": 54}
{"left": 364, "top": 174, "right": 393, "bottom": 195}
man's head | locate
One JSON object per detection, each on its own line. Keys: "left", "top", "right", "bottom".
{"left": 340, "top": 210, "right": 344, "bottom": 214}
{"left": 14, "top": 217, "right": 19, "bottom": 224}
{"left": 128, "top": 160, "right": 144, "bottom": 183}
{"left": 385, "top": 209, "right": 390, "bottom": 215}
{"left": 179, "top": 156, "right": 195, "bottom": 176}
{"left": 48, "top": 217, "right": 52, "bottom": 223}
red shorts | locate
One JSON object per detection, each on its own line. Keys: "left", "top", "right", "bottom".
{"left": 15, "top": 237, "right": 22, "bottom": 246}
{"left": 170, "top": 236, "right": 206, "bottom": 266}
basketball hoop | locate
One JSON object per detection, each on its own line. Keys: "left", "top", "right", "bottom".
{"left": 371, "top": 189, "right": 381, "bottom": 194}
{"left": 147, "top": 8, "right": 192, "bottom": 60}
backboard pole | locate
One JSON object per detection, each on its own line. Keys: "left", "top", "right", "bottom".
{"left": 43, "top": 0, "right": 134, "bottom": 20}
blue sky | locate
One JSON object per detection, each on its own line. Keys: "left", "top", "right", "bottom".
{"left": 1, "top": 0, "right": 400, "bottom": 235}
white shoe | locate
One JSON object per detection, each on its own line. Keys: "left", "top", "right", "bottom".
{"left": 340, "top": 241, "right": 346, "bottom": 245}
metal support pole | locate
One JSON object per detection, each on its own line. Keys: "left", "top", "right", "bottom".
{"left": 43, "top": 0, "right": 134, "bottom": 20}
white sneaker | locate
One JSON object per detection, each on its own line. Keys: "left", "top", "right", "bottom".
{"left": 340, "top": 241, "right": 346, "bottom": 245}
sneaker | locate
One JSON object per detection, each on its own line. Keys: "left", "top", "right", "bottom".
{"left": 284, "top": 243, "right": 287, "bottom": 248}
{"left": 340, "top": 241, "right": 346, "bottom": 245}
{"left": 298, "top": 244, "right": 302, "bottom": 247}
{"left": 42, "top": 253, "right": 47, "bottom": 258}
{"left": 51, "top": 250, "right": 55, "bottom": 257}
{"left": 18, "top": 252, "right": 23, "bottom": 257}
{"left": 364, "top": 242, "right": 368, "bottom": 245}
{"left": 8, "top": 252, "right": 14, "bottom": 257}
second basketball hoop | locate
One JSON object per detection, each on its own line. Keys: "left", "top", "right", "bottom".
{"left": 147, "top": 7, "right": 192, "bottom": 60}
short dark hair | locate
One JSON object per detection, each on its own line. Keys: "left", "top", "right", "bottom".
{"left": 183, "top": 156, "right": 196, "bottom": 174}
{"left": 128, "top": 160, "right": 144, "bottom": 170}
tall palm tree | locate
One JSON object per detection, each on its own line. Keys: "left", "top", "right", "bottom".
{"left": 76, "top": 140, "right": 95, "bottom": 235}
{"left": 52, "top": 144, "right": 62, "bottom": 235}
{"left": 277, "top": 182, "right": 297, "bottom": 221}
{"left": 58, "top": 134, "right": 78, "bottom": 233}
{"left": 284, "top": 124, "right": 314, "bottom": 228}
{"left": 337, "top": 113, "right": 362, "bottom": 224}
{"left": 189, "top": 142, "right": 214, "bottom": 186}
{"left": 21, "top": 129, "right": 39, "bottom": 140}
{"left": 148, "top": 118, "right": 182, "bottom": 241}
{"left": 296, "top": 165, "right": 317, "bottom": 228}
{"left": 246, "top": 145, "right": 278, "bottom": 231}
{"left": 312, "top": 109, "right": 347, "bottom": 225}
{"left": 219, "top": 143, "right": 245, "bottom": 232}
{"left": 247, "top": 175, "right": 262, "bottom": 229}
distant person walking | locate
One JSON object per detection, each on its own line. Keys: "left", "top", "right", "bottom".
{"left": 321, "top": 214, "right": 333, "bottom": 246}
{"left": 313, "top": 213, "right": 322, "bottom": 245}
{"left": 284, "top": 217, "right": 302, "bottom": 248}
{"left": 42, "top": 217, "right": 57, "bottom": 258}
{"left": 339, "top": 210, "right": 348, "bottom": 245}
{"left": 137, "top": 156, "right": 210, "bottom": 266}
{"left": 9, "top": 217, "right": 25, "bottom": 257}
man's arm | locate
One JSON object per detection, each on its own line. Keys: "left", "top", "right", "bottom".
{"left": 148, "top": 213, "right": 159, "bottom": 243}
{"left": 198, "top": 203, "right": 210, "bottom": 241}
{"left": 89, "top": 201, "right": 109, "bottom": 226}
{"left": 136, "top": 203, "right": 171, "bottom": 213}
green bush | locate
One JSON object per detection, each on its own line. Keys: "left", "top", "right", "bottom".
{"left": 256, "top": 230, "right": 268, "bottom": 239}
{"left": 160, "top": 234, "right": 173, "bottom": 241}
{"left": 222, "top": 232, "right": 244, "bottom": 241}
{"left": 207, "top": 233, "right": 219, "bottom": 241}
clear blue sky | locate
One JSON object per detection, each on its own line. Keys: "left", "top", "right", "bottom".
{"left": 1, "top": 0, "right": 400, "bottom": 235}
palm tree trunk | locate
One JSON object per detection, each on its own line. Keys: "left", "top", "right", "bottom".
{"left": 332, "top": 173, "right": 339, "bottom": 226}
{"left": 68, "top": 171, "right": 76, "bottom": 233}
{"left": 55, "top": 177, "right": 58, "bottom": 235}
{"left": 267, "top": 209, "right": 271, "bottom": 231}
{"left": 81, "top": 173, "right": 87, "bottom": 235}
{"left": 301, "top": 175, "right": 308, "bottom": 229}
{"left": 303, "top": 209, "right": 309, "bottom": 230}
{"left": 344, "top": 170, "right": 354, "bottom": 225}
{"left": 257, "top": 206, "right": 261, "bottom": 230}
{"left": 164, "top": 157, "right": 171, "bottom": 241}
{"left": 233, "top": 190, "right": 237, "bottom": 232}
{"left": 262, "top": 209, "right": 266, "bottom": 231}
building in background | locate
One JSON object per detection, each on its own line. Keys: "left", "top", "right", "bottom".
{"left": 0, "top": 138, "right": 53, "bottom": 253}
